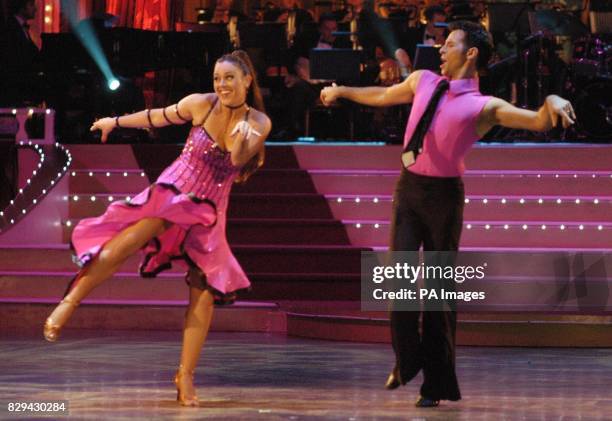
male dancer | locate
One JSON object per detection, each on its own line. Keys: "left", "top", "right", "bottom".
{"left": 321, "top": 21, "right": 575, "bottom": 407}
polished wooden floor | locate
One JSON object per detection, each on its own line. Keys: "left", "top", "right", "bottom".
{"left": 1, "top": 331, "right": 611, "bottom": 420}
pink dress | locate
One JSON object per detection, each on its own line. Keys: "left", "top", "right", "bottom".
{"left": 71, "top": 102, "right": 251, "bottom": 303}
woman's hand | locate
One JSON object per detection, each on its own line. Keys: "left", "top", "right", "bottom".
{"left": 90, "top": 117, "right": 116, "bottom": 143}
{"left": 230, "top": 120, "right": 262, "bottom": 143}
{"left": 320, "top": 83, "right": 341, "bottom": 106}
{"left": 545, "top": 95, "right": 576, "bottom": 129}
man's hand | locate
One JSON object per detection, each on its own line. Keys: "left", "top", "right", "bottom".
{"left": 545, "top": 95, "right": 576, "bottom": 129}
{"left": 320, "top": 83, "right": 341, "bottom": 106}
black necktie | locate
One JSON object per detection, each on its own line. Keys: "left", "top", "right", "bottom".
{"left": 402, "top": 79, "right": 449, "bottom": 168}
{"left": 23, "top": 23, "right": 31, "bottom": 40}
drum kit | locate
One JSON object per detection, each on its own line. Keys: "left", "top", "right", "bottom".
{"left": 497, "top": 7, "right": 611, "bottom": 138}
{"left": 534, "top": 10, "right": 612, "bottom": 139}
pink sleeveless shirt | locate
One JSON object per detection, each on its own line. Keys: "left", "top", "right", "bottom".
{"left": 403, "top": 70, "right": 492, "bottom": 177}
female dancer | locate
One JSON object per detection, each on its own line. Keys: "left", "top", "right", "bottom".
{"left": 43, "top": 50, "right": 271, "bottom": 407}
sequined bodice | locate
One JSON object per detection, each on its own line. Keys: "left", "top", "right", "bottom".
{"left": 156, "top": 126, "right": 240, "bottom": 207}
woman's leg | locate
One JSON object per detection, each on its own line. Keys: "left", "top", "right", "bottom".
{"left": 44, "top": 217, "right": 168, "bottom": 341}
{"left": 175, "top": 286, "right": 215, "bottom": 406}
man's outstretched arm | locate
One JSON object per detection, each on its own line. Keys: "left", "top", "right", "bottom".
{"left": 478, "top": 95, "right": 576, "bottom": 136}
{"left": 320, "top": 70, "right": 424, "bottom": 108}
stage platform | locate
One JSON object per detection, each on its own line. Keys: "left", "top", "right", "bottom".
{"left": 1, "top": 331, "right": 611, "bottom": 420}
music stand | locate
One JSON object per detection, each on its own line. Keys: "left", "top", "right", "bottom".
{"left": 309, "top": 48, "right": 361, "bottom": 84}
{"left": 413, "top": 45, "right": 441, "bottom": 72}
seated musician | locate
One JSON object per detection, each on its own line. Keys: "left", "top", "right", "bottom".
{"left": 284, "top": 13, "right": 350, "bottom": 137}
{"left": 263, "top": 0, "right": 314, "bottom": 33}
{"left": 211, "top": 0, "right": 248, "bottom": 23}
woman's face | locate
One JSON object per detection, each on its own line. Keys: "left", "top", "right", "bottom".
{"left": 213, "top": 61, "right": 252, "bottom": 107}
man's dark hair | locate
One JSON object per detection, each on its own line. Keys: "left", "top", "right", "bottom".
{"left": 424, "top": 5, "right": 445, "bottom": 22}
{"left": 448, "top": 20, "right": 494, "bottom": 70}
{"left": 10, "top": 0, "right": 33, "bottom": 15}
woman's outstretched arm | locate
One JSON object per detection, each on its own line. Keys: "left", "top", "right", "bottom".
{"left": 89, "top": 94, "right": 206, "bottom": 143}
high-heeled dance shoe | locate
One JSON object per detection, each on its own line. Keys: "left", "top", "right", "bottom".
{"left": 384, "top": 365, "right": 403, "bottom": 390}
{"left": 174, "top": 366, "right": 199, "bottom": 407}
{"left": 43, "top": 298, "right": 80, "bottom": 342}
{"left": 415, "top": 396, "right": 440, "bottom": 407}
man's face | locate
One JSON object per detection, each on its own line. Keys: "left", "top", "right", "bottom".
{"left": 319, "top": 19, "right": 337, "bottom": 43}
{"left": 439, "top": 29, "right": 473, "bottom": 78}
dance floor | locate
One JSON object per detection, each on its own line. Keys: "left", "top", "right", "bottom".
{"left": 1, "top": 331, "right": 611, "bottom": 420}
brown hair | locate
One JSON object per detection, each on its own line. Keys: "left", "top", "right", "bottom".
{"left": 216, "top": 50, "right": 266, "bottom": 183}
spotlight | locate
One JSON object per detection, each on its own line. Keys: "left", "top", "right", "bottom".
{"left": 108, "top": 78, "right": 121, "bottom": 91}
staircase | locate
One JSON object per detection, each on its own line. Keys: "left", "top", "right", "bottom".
{"left": 1, "top": 143, "right": 611, "bottom": 345}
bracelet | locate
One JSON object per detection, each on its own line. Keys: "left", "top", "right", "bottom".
{"left": 115, "top": 116, "right": 122, "bottom": 129}
{"left": 146, "top": 109, "right": 156, "bottom": 128}
{"left": 162, "top": 107, "right": 174, "bottom": 124}
{"left": 175, "top": 104, "right": 190, "bottom": 122}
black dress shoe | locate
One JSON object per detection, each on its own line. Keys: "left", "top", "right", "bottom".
{"left": 415, "top": 396, "right": 440, "bottom": 407}
{"left": 384, "top": 366, "right": 402, "bottom": 390}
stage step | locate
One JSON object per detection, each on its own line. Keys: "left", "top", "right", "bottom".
{"left": 0, "top": 271, "right": 361, "bottom": 302}
{"left": 345, "top": 222, "right": 611, "bottom": 249}
{"left": 0, "top": 300, "right": 286, "bottom": 335}
{"left": 61, "top": 218, "right": 351, "bottom": 245}
{"left": 309, "top": 173, "right": 612, "bottom": 196}
{"left": 286, "top": 309, "right": 612, "bottom": 347}
{"left": 54, "top": 216, "right": 612, "bottom": 249}
{"left": 67, "top": 193, "right": 335, "bottom": 220}
{"left": 292, "top": 144, "right": 612, "bottom": 171}
{"left": 328, "top": 195, "right": 612, "bottom": 221}
{"left": 66, "top": 170, "right": 612, "bottom": 197}
{"left": 65, "top": 192, "right": 612, "bottom": 222}
{"left": 0, "top": 246, "right": 367, "bottom": 276}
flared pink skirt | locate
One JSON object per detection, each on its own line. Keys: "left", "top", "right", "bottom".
{"left": 71, "top": 183, "right": 251, "bottom": 301}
